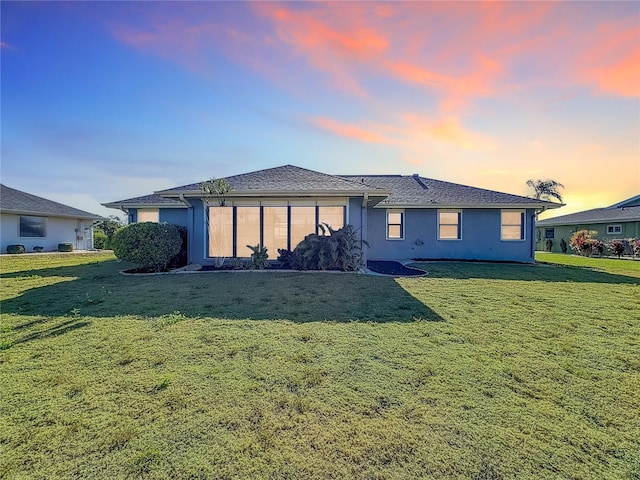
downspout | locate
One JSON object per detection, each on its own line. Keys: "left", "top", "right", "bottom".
{"left": 179, "top": 194, "right": 194, "bottom": 264}
{"left": 361, "top": 193, "right": 368, "bottom": 264}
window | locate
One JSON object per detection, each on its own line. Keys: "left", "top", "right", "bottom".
{"left": 20, "top": 216, "right": 46, "bottom": 237}
{"left": 208, "top": 202, "right": 347, "bottom": 258}
{"left": 137, "top": 208, "right": 159, "bottom": 222}
{"left": 290, "top": 206, "right": 317, "bottom": 249}
{"left": 236, "top": 206, "right": 261, "bottom": 257}
{"left": 438, "top": 210, "right": 461, "bottom": 240}
{"left": 263, "top": 206, "right": 288, "bottom": 256}
{"left": 545, "top": 228, "right": 555, "bottom": 239}
{"left": 318, "top": 206, "right": 345, "bottom": 233}
{"left": 607, "top": 225, "right": 622, "bottom": 235}
{"left": 387, "top": 209, "right": 404, "bottom": 239}
{"left": 501, "top": 210, "right": 525, "bottom": 240}
{"left": 208, "top": 206, "right": 233, "bottom": 257}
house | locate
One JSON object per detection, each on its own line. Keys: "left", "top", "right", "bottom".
{"left": 535, "top": 195, "right": 640, "bottom": 253}
{"left": 103, "top": 165, "right": 561, "bottom": 265}
{"left": 0, "top": 184, "right": 103, "bottom": 253}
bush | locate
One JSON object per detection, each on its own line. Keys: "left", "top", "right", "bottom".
{"left": 609, "top": 239, "right": 625, "bottom": 258}
{"left": 569, "top": 230, "right": 598, "bottom": 256}
{"left": 112, "top": 222, "right": 183, "bottom": 272}
{"left": 287, "top": 224, "right": 368, "bottom": 271}
{"left": 247, "top": 244, "right": 269, "bottom": 269}
{"left": 58, "top": 243, "right": 74, "bottom": 252}
{"left": 94, "top": 231, "right": 108, "bottom": 249}
{"left": 6, "top": 244, "right": 25, "bottom": 254}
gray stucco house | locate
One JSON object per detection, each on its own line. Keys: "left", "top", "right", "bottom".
{"left": 1, "top": 184, "right": 103, "bottom": 252}
{"left": 104, "top": 165, "right": 560, "bottom": 264}
{"left": 535, "top": 195, "right": 640, "bottom": 253}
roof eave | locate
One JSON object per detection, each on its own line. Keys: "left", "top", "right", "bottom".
{"left": 373, "top": 202, "right": 562, "bottom": 209}
{"left": 1, "top": 208, "right": 103, "bottom": 220}
{"left": 102, "top": 203, "right": 186, "bottom": 209}
{"left": 537, "top": 216, "right": 640, "bottom": 226}
{"left": 157, "top": 189, "right": 390, "bottom": 198}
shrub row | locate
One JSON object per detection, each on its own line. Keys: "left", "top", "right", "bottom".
{"left": 569, "top": 230, "right": 640, "bottom": 257}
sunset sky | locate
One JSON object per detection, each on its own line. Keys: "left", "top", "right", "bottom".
{"left": 2, "top": 1, "right": 639, "bottom": 220}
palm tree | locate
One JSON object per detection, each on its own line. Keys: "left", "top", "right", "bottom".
{"left": 526, "top": 179, "right": 564, "bottom": 203}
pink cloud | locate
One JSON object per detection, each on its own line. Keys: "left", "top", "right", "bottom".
{"left": 310, "top": 117, "right": 387, "bottom": 143}
{"left": 309, "top": 112, "right": 493, "bottom": 152}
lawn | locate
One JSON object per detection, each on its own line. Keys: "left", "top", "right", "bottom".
{"left": 1, "top": 252, "right": 638, "bottom": 479}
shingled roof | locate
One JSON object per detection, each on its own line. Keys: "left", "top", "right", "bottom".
{"left": 157, "top": 165, "right": 388, "bottom": 196}
{"left": 340, "top": 175, "right": 558, "bottom": 208}
{"left": 537, "top": 195, "right": 640, "bottom": 226}
{"left": 102, "top": 193, "right": 185, "bottom": 209}
{"left": 0, "top": 184, "right": 102, "bottom": 220}
{"left": 105, "top": 165, "right": 561, "bottom": 210}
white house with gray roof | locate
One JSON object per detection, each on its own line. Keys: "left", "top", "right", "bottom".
{"left": 1, "top": 184, "right": 103, "bottom": 253}
{"left": 104, "top": 165, "right": 561, "bottom": 264}
{"left": 535, "top": 195, "right": 640, "bottom": 253}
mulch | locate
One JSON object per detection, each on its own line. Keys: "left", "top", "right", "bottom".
{"left": 366, "top": 261, "right": 427, "bottom": 277}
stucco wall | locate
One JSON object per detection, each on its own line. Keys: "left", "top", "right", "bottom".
{"left": 1, "top": 213, "right": 88, "bottom": 252}
{"left": 159, "top": 209, "right": 188, "bottom": 227}
{"left": 366, "top": 208, "right": 536, "bottom": 262}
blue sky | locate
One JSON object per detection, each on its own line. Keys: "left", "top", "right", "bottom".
{"left": 2, "top": 1, "right": 638, "bottom": 220}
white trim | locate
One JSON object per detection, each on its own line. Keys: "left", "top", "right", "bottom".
{"left": 386, "top": 209, "right": 405, "bottom": 240}
{"left": 606, "top": 224, "right": 622, "bottom": 235}
{"left": 501, "top": 209, "right": 526, "bottom": 241}
{"left": 438, "top": 209, "right": 462, "bottom": 240}
{"left": 19, "top": 215, "right": 47, "bottom": 238}
{"left": 375, "top": 203, "right": 558, "bottom": 209}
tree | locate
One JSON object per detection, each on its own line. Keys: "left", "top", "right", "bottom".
{"left": 201, "top": 177, "right": 233, "bottom": 267}
{"left": 94, "top": 215, "right": 124, "bottom": 249}
{"left": 201, "top": 178, "right": 232, "bottom": 207}
{"left": 95, "top": 215, "right": 124, "bottom": 237}
{"left": 526, "top": 179, "right": 564, "bottom": 203}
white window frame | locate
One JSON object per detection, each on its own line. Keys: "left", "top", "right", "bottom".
{"left": 438, "top": 209, "right": 462, "bottom": 240}
{"left": 501, "top": 209, "right": 525, "bottom": 241}
{"left": 386, "top": 209, "right": 404, "bottom": 240}
{"left": 137, "top": 208, "right": 159, "bottom": 223}
{"left": 606, "top": 224, "right": 622, "bottom": 235}
{"left": 19, "top": 216, "right": 47, "bottom": 238}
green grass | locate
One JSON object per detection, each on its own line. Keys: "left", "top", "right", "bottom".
{"left": 1, "top": 253, "right": 639, "bottom": 479}
{"left": 536, "top": 252, "right": 640, "bottom": 277}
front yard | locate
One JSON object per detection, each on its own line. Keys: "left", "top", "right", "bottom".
{"left": 1, "top": 253, "right": 638, "bottom": 479}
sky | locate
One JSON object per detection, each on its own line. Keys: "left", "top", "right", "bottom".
{"left": 1, "top": 1, "right": 639, "bottom": 220}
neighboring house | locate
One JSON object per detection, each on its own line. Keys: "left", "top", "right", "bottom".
{"left": 103, "top": 165, "right": 561, "bottom": 264}
{"left": 535, "top": 195, "right": 640, "bottom": 253}
{"left": 0, "top": 184, "right": 103, "bottom": 253}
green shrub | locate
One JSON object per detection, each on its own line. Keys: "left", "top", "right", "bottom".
{"left": 58, "top": 243, "right": 74, "bottom": 252}
{"left": 112, "top": 222, "right": 183, "bottom": 272}
{"left": 6, "top": 244, "right": 25, "bottom": 254}
{"left": 289, "top": 224, "right": 368, "bottom": 271}
{"left": 247, "top": 244, "right": 269, "bottom": 269}
{"left": 93, "top": 231, "right": 108, "bottom": 249}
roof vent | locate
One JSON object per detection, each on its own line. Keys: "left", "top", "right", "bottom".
{"left": 412, "top": 174, "right": 429, "bottom": 190}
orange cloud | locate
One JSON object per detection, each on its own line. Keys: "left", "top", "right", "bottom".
{"left": 310, "top": 117, "right": 387, "bottom": 143}
{"left": 309, "top": 112, "right": 494, "bottom": 154}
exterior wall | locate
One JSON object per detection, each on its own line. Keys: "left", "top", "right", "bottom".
{"left": 535, "top": 221, "right": 640, "bottom": 253}
{"left": 127, "top": 208, "right": 187, "bottom": 226}
{"left": 366, "top": 207, "right": 537, "bottom": 262}
{"left": 1, "top": 213, "right": 92, "bottom": 252}
{"left": 159, "top": 208, "right": 188, "bottom": 227}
